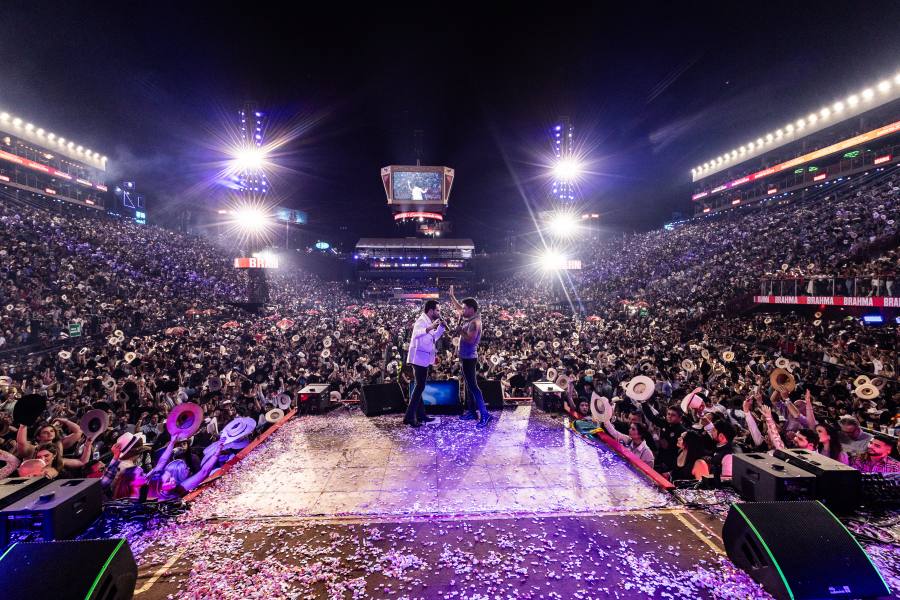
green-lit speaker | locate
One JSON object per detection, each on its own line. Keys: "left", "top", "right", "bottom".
{"left": 723, "top": 502, "right": 890, "bottom": 600}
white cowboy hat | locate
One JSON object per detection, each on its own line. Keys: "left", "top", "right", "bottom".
{"left": 813, "top": 320, "right": 821, "bottom": 327}
{"left": 124, "top": 352, "right": 137, "bottom": 364}
{"left": 590, "top": 393, "right": 611, "bottom": 422}
{"left": 116, "top": 432, "right": 148, "bottom": 457}
{"left": 58, "top": 350, "right": 71, "bottom": 360}
{"left": 114, "top": 330, "right": 124, "bottom": 339}
{"left": 276, "top": 393, "right": 292, "bottom": 411}
{"left": 490, "top": 355, "right": 501, "bottom": 365}
{"left": 721, "top": 351, "right": 735, "bottom": 362}
{"left": 680, "top": 387, "right": 708, "bottom": 415}
{"left": 265, "top": 408, "right": 285, "bottom": 424}
{"left": 681, "top": 359, "right": 696, "bottom": 373}
{"left": 700, "top": 349, "right": 710, "bottom": 361}
{"left": 775, "top": 357, "right": 791, "bottom": 370}
{"left": 764, "top": 317, "right": 773, "bottom": 325}
{"left": 552, "top": 341, "right": 560, "bottom": 349}
{"left": 546, "top": 367, "right": 558, "bottom": 382}
{"left": 321, "top": 349, "right": 331, "bottom": 359}
{"left": 853, "top": 375, "right": 871, "bottom": 388}
{"left": 291, "top": 334, "right": 300, "bottom": 343}
{"left": 323, "top": 337, "right": 333, "bottom": 348}
{"left": 625, "top": 375, "right": 654, "bottom": 402}
{"left": 854, "top": 384, "right": 879, "bottom": 401}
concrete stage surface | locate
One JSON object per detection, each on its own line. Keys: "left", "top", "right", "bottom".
{"left": 132, "top": 406, "right": 775, "bottom": 598}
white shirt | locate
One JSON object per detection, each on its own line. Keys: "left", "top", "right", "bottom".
{"left": 406, "top": 313, "right": 445, "bottom": 367}
{"left": 411, "top": 186, "right": 425, "bottom": 200}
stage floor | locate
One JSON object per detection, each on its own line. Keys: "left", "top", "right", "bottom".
{"left": 187, "top": 405, "right": 672, "bottom": 519}
{"left": 130, "top": 406, "right": 779, "bottom": 598}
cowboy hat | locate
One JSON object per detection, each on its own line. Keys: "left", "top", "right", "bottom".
{"left": 813, "top": 320, "right": 821, "bottom": 327}
{"left": 535, "top": 341, "right": 546, "bottom": 350}
{"left": 13, "top": 394, "right": 47, "bottom": 427}
{"left": 114, "top": 330, "right": 124, "bottom": 339}
{"left": 220, "top": 417, "right": 256, "bottom": 444}
{"left": 265, "top": 408, "right": 285, "bottom": 424}
{"left": 871, "top": 377, "right": 886, "bottom": 390}
{"left": 700, "top": 349, "right": 710, "bottom": 361}
{"left": 207, "top": 376, "right": 223, "bottom": 393}
{"left": 775, "top": 357, "right": 791, "bottom": 370}
{"left": 323, "top": 337, "right": 333, "bottom": 348}
{"left": 58, "top": 350, "right": 71, "bottom": 360}
{"left": 770, "top": 368, "right": 796, "bottom": 393}
{"left": 116, "top": 432, "right": 149, "bottom": 458}
{"left": 853, "top": 375, "right": 871, "bottom": 388}
{"left": 555, "top": 375, "right": 569, "bottom": 389}
{"left": 276, "top": 393, "right": 292, "bottom": 411}
{"left": 680, "top": 387, "right": 708, "bottom": 415}
{"left": 854, "top": 384, "right": 879, "bottom": 401}
{"left": 494, "top": 328, "right": 503, "bottom": 338}
{"left": 124, "top": 352, "right": 137, "bottom": 364}
{"left": 291, "top": 334, "right": 300, "bottom": 343}
{"left": 490, "top": 355, "right": 501, "bottom": 365}
{"left": 552, "top": 341, "right": 560, "bottom": 349}
{"left": 79, "top": 409, "right": 109, "bottom": 441}
{"left": 764, "top": 317, "right": 773, "bottom": 325}
{"left": 108, "top": 336, "right": 121, "bottom": 346}
{"left": 102, "top": 377, "right": 116, "bottom": 390}
{"left": 590, "top": 393, "right": 612, "bottom": 422}
{"left": 814, "top": 312, "right": 823, "bottom": 319}
{"left": 625, "top": 375, "right": 654, "bottom": 403}
{"left": 584, "top": 369, "right": 595, "bottom": 377}
{"left": 546, "top": 367, "right": 558, "bottom": 382}
{"left": 167, "top": 402, "right": 204, "bottom": 439}
{"left": 0, "top": 376, "right": 11, "bottom": 387}
{"left": 321, "top": 349, "right": 331, "bottom": 359}
{"left": 681, "top": 359, "right": 696, "bottom": 373}
{"left": 721, "top": 351, "right": 735, "bottom": 362}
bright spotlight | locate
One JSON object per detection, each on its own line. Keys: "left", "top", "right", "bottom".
{"left": 232, "top": 147, "right": 266, "bottom": 171}
{"left": 553, "top": 158, "right": 582, "bottom": 181}
{"left": 234, "top": 206, "right": 270, "bottom": 233}
{"left": 548, "top": 212, "right": 579, "bottom": 238}
{"left": 539, "top": 249, "right": 567, "bottom": 271}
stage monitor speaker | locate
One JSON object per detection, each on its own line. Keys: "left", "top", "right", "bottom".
{"left": 0, "top": 538, "right": 137, "bottom": 600}
{"left": 0, "top": 477, "right": 51, "bottom": 510}
{"left": 731, "top": 452, "right": 816, "bottom": 502}
{"left": 532, "top": 381, "right": 564, "bottom": 413}
{"left": 723, "top": 501, "right": 890, "bottom": 600}
{"left": 773, "top": 448, "right": 861, "bottom": 512}
{"left": 298, "top": 383, "right": 332, "bottom": 414}
{"left": 361, "top": 383, "right": 406, "bottom": 416}
{"left": 0, "top": 478, "right": 101, "bottom": 545}
{"left": 475, "top": 377, "right": 504, "bottom": 410}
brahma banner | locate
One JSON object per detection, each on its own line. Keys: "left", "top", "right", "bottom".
{"left": 754, "top": 295, "right": 900, "bottom": 308}
{"left": 234, "top": 257, "right": 279, "bottom": 269}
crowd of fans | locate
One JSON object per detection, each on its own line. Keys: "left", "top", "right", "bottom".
{"left": 0, "top": 166, "right": 898, "bottom": 506}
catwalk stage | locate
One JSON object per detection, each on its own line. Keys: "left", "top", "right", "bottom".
{"left": 131, "top": 406, "right": 774, "bottom": 598}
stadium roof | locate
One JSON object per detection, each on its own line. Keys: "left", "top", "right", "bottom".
{"left": 356, "top": 237, "right": 474, "bottom": 250}
{"left": 692, "top": 70, "right": 900, "bottom": 182}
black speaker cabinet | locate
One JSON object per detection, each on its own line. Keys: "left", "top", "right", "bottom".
{"left": 532, "top": 381, "right": 564, "bottom": 413}
{"left": 298, "top": 384, "right": 332, "bottom": 414}
{"left": 731, "top": 452, "right": 816, "bottom": 502}
{"left": 0, "top": 478, "right": 102, "bottom": 545}
{"left": 475, "top": 377, "right": 504, "bottom": 410}
{"left": 361, "top": 383, "right": 406, "bottom": 416}
{"left": 724, "top": 501, "right": 890, "bottom": 600}
{"left": 0, "top": 538, "right": 137, "bottom": 600}
{"left": 773, "top": 448, "right": 861, "bottom": 512}
{"left": 0, "top": 477, "right": 51, "bottom": 510}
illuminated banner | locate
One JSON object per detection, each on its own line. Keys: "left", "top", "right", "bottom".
{"left": 754, "top": 295, "right": 900, "bottom": 308}
{"left": 393, "top": 211, "right": 444, "bottom": 221}
{"left": 234, "top": 257, "right": 279, "bottom": 269}
{"left": 0, "top": 148, "right": 103, "bottom": 188}
{"left": 693, "top": 120, "right": 900, "bottom": 201}
{"left": 394, "top": 292, "right": 440, "bottom": 300}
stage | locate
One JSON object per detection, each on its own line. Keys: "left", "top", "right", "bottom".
{"left": 126, "top": 406, "right": 784, "bottom": 598}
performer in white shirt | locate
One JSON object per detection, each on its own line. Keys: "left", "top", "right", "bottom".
{"left": 404, "top": 300, "right": 445, "bottom": 427}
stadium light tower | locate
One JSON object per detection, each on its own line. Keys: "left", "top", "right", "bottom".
{"left": 231, "top": 103, "right": 270, "bottom": 195}
{"left": 547, "top": 211, "right": 580, "bottom": 238}
{"left": 551, "top": 116, "right": 576, "bottom": 203}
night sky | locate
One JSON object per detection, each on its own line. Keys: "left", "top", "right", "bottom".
{"left": 2, "top": 3, "right": 899, "bottom": 249}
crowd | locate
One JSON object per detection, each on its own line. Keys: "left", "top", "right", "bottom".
{"left": 0, "top": 165, "right": 897, "bottom": 506}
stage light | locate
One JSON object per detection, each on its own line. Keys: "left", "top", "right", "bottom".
{"left": 877, "top": 80, "right": 891, "bottom": 93}
{"left": 233, "top": 206, "right": 270, "bottom": 233}
{"left": 0, "top": 112, "right": 8, "bottom": 122}
{"left": 539, "top": 249, "right": 567, "bottom": 271}
{"left": 832, "top": 101, "right": 844, "bottom": 113}
{"left": 847, "top": 94, "right": 859, "bottom": 106}
{"left": 861, "top": 88, "right": 874, "bottom": 101}
{"left": 553, "top": 158, "right": 582, "bottom": 181}
{"left": 232, "top": 146, "right": 266, "bottom": 171}
{"left": 12, "top": 118, "right": 21, "bottom": 127}
{"left": 24, "top": 123, "right": 33, "bottom": 132}
{"left": 548, "top": 212, "right": 579, "bottom": 238}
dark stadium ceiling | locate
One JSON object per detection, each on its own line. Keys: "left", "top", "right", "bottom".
{"left": 1, "top": 3, "right": 899, "bottom": 248}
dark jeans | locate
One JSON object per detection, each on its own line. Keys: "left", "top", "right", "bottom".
{"left": 404, "top": 363, "right": 430, "bottom": 422}
{"left": 461, "top": 357, "right": 488, "bottom": 417}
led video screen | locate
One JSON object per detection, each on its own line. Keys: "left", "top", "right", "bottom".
{"left": 392, "top": 171, "right": 442, "bottom": 202}
{"left": 409, "top": 380, "right": 460, "bottom": 406}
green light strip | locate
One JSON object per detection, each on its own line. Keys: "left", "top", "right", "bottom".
{"left": 84, "top": 538, "right": 126, "bottom": 600}
{"left": 732, "top": 504, "right": 795, "bottom": 600}
{"left": 818, "top": 501, "right": 891, "bottom": 595}
{"left": 0, "top": 542, "right": 19, "bottom": 563}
